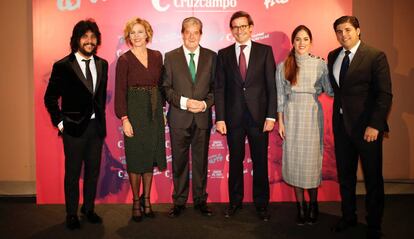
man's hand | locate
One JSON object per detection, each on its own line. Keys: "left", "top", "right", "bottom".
{"left": 263, "top": 120, "right": 275, "bottom": 132}
{"left": 216, "top": 121, "right": 227, "bottom": 135}
{"left": 187, "top": 99, "right": 205, "bottom": 113}
{"left": 364, "top": 126, "right": 379, "bottom": 142}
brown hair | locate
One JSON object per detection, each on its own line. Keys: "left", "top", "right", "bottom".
{"left": 284, "top": 25, "right": 313, "bottom": 85}
{"left": 229, "top": 11, "right": 254, "bottom": 29}
{"left": 123, "top": 17, "right": 153, "bottom": 46}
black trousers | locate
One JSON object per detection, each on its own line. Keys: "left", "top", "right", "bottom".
{"left": 334, "top": 114, "right": 384, "bottom": 230}
{"left": 170, "top": 120, "right": 210, "bottom": 206}
{"left": 227, "top": 110, "right": 270, "bottom": 208}
{"left": 62, "top": 120, "right": 104, "bottom": 215}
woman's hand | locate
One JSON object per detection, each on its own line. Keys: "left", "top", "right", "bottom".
{"left": 278, "top": 122, "right": 285, "bottom": 140}
{"left": 123, "top": 119, "right": 134, "bottom": 137}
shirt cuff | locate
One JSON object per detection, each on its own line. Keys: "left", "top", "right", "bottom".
{"left": 180, "top": 96, "right": 188, "bottom": 110}
{"left": 266, "top": 118, "right": 276, "bottom": 122}
{"left": 201, "top": 101, "right": 207, "bottom": 112}
{"left": 58, "top": 121, "right": 64, "bottom": 131}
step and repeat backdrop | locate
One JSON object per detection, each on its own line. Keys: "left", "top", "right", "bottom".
{"left": 34, "top": 0, "right": 351, "bottom": 204}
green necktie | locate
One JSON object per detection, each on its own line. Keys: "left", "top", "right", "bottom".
{"left": 189, "top": 53, "right": 196, "bottom": 82}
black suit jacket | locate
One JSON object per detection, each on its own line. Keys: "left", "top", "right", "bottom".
{"left": 215, "top": 41, "right": 276, "bottom": 128}
{"left": 162, "top": 46, "right": 216, "bottom": 129}
{"left": 44, "top": 53, "right": 108, "bottom": 137}
{"left": 327, "top": 42, "right": 392, "bottom": 135}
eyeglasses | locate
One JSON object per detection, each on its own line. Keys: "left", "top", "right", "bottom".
{"left": 231, "top": 25, "right": 249, "bottom": 31}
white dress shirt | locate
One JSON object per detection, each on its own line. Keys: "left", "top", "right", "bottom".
{"left": 333, "top": 40, "right": 361, "bottom": 87}
{"left": 179, "top": 45, "right": 207, "bottom": 112}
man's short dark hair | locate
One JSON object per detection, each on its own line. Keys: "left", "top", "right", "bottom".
{"left": 70, "top": 19, "right": 101, "bottom": 54}
{"left": 333, "top": 16, "right": 360, "bottom": 31}
{"left": 229, "top": 11, "right": 254, "bottom": 29}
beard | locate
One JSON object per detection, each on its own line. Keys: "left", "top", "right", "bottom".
{"left": 78, "top": 43, "right": 96, "bottom": 57}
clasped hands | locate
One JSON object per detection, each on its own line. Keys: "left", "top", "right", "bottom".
{"left": 186, "top": 99, "right": 205, "bottom": 113}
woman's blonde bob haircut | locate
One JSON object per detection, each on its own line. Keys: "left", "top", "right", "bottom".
{"left": 123, "top": 17, "right": 153, "bottom": 46}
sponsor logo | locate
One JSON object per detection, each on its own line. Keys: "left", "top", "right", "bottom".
{"left": 164, "top": 169, "right": 172, "bottom": 178}
{"left": 152, "top": 0, "right": 238, "bottom": 12}
{"left": 208, "top": 154, "right": 223, "bottom": 164}
{"left": 117, "top": 140, "right": 124, "bottom": 149}
{"left": 117, "top": 170, "right": 129, "bottom": 179}
{"left": 119, "top": 156, "right": 126, "bottom": 165}
{"left": 153, "top": 168, "right": 163, "bottom": 175}
{"left": 57, "top": 0, "right": 108, "bottom": 11}
{"left": 209, "top": 170, "right": 224, "bottom": 179}
{"left": 226, "top": 32, "right": 271, "bottom": 43}
{"left": 264, "top": 0, "right": 289, "bottom": 10}
{"left": 210, "top": 140, "right": 225, "bottom": 149}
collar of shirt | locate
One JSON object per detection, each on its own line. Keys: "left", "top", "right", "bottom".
{"left": 75, "top": 52, "right": 95, "bottom": 66}
{"left": 74, "top": 52, "right": 97, "bottom": 91}
{"left": 235, "top": 39, "right": 252, "bottom": 66}
{"left": 340, "top": 40, "right": 361, "bottom": 63}
{"left": 183, "top": 45, "right": 200, "bottom": 71}
{"left": 333, "top": 40, "right": 361, "bottom": 86}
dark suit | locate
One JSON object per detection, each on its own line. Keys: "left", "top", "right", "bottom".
{"left": 162, "top": 46, "right": 216, "bottom": 206}
{"left": 215, "top": 41, "right": 276, "bottom": 207}
{"left": 328, "top": 42, "right": 392, "bottom": 229}
{"left": 44, "top": 53, "right": 108, "bottom": 215}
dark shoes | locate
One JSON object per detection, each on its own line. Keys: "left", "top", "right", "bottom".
{"left": 66, "top": 214, "right": 80, "bottom": 230}
{"left": 331, "top": 217, "right": 357, "bottom": 232}
{"left": 296, "top": 201, "right": 308, "bottom": 226}
{"left": 80, "top": 206, "right": 103, "bottom": 224}
{"left": 131, "top": 198, "right": 143, "bottom": 222}
{"left": 140, "top": 195, "right": 155, "bottom": 218}
{"left": 256, "top": 207, "right": 270, "bottom": 222}
{"left": 168, "top": 205, "right": 186, "bottom": 218}
{"left": 366, "top": 227, "right": 383, "bottom": 239}
{"left": 224, "top": 204, "right": 242, "bottom": 218}
{"left": 307, "top": 202, "right": 319, "bottom": 225}
{"left": 194, "top": 203, "right": 213, "bottom": 216}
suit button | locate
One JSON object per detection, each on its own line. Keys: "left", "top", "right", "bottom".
{"left": 243, "top": 88, "right": 246, "bottom": 91}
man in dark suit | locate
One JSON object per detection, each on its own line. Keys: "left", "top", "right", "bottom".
{"left": 44, "top": 19, "right": 108, "bottom": 230}
{"left": 327, "top": 16, "right": 392, "bottom": 238}
{"left": 215, "top": 11, "right": 276, "bottom": 221}
{"left": 162, "top": 17, "right": 216, "bottom": 217}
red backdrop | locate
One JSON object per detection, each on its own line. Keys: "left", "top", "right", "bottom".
{"left": 34, "top": 0, "right": 351, "bottom": 204}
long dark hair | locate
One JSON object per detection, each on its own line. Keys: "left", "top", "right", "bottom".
{"left": 70, "top": 19, "right": 101, "bottom": 54}
{"left": 284, "top": 25, "right": 313, "bottom": 85}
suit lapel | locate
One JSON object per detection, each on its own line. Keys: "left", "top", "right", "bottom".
{"left": 95, "top": 56, "right": 102, "bottom": 95}
{"left": 227, "top": 44, "right": 243, "bottom": 85}
{"left": 345, "top": 42, "right": 366, "bottom": 83}
{"left": 244, "top": 42, "right": 257, "bottom": 84}
{"left": 328, "top": 48, "right": 341, "bottom": 89}
{"left": 177, "top": 47, "right": 194, "bottom": 85}
{"left": 69, "top": 54, "right": 93, "bottom": 94}
{"left": 195, "top": 47, "right": 207, "bottom": 86}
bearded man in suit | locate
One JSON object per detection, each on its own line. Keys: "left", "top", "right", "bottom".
{"left": 44, "top": 19, "right": 108, "bottom": 230}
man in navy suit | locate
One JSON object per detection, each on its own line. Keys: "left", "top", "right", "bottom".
{"left": 44, "top": 19, "right": 108, "bottom": 230}
{"left": 327, "top": 16, "right": 392, "bottom": 238}
{"left": 215, "top": 11, "right": 276, "bottom": 221}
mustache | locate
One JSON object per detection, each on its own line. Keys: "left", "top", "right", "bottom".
{"left": 82, "top": 43, "right": 96, "bottom": 47}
